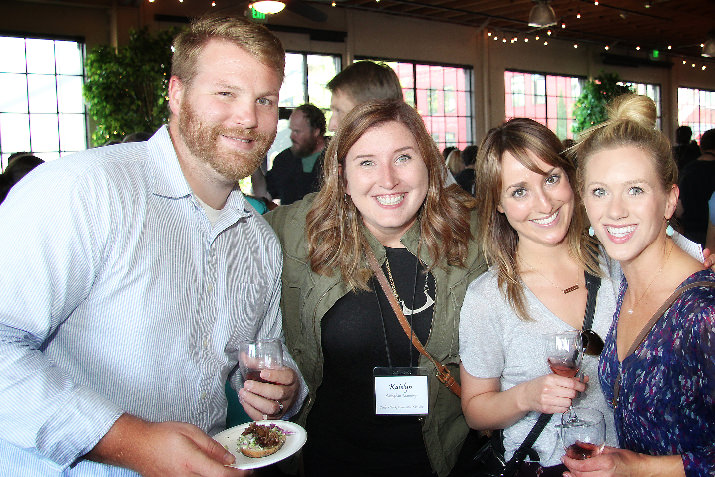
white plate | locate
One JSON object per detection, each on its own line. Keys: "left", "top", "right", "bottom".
{"left": 213, "top": 420, "right": 307, "bottom": 470}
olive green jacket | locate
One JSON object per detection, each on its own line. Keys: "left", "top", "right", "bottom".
{"left": 266, "top": 193, "right": 486, "bottom": 477}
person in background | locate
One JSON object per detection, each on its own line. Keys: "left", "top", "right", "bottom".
{"left": 564, "top": 94, "right": 714, "bottom": 477}
{"left": 267, "top": 100, "right": 486, "bottom": 476}
{"left": 672, "top": 125, "right": 701, "bottom": 172}
{"left": 0, "top": 14, "right": 306, "bottom": 476}
{"left": 266, "top": 104, "right": 327, "bottom": 205}
{"left": 445, "top": 148, "right": 464, "bottom": 176}
{"left": 326, "top": 60, "right": 404, "bottom": 132}
{"left": 443, "top": 146, "right": 457, "bottom": 161}
{"left": 676, "top": 128, "right": 715, "bottom": 247}
{"left": 0, "top": 153, "right": 44, "bottom": 204}
{"left": 460, "top": 118, "right": 618, "bottom": 476}
{"left": 454, "top": 144, "right": 478, "bottom": 195}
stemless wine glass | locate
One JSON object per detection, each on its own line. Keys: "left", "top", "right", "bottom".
{"left": 238, "top": 339, "right": 283, "bottom": 384}
{"left": 545, "top": 330, "right": 583, "bottom": 378}
{"left": 561, "top": 407, "right": 606, "bottom": 460}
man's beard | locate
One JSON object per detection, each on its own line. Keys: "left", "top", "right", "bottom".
{"left": 290, "top": 137, "right": 317, "bottom": 158}
{"left": 178, "top": 100, "right": 275, "bottom": 182}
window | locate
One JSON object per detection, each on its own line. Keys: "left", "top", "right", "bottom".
{"left": 678, "top": 87, "right": 715, "bottom": 142}
{"left": 620, "top": 81, "right": 662, "bottom": 129}
{"left": 505, "top": 71, "right": 585, "bottom": 140}
{"left": 0, "top": 35, "right": 87, "bottom": 170}
{"left": 362, "top": 59, "right": 474, "bottom": 151}
{"left": 265, "top": 52, "right": 341, "bottom": 168}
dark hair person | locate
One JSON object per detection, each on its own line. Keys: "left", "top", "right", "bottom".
{"left": 563, "top": 93, "right": 715, "bottom": 476}
{"left": 267, "top": 99, "right": 486, "bottom": 476}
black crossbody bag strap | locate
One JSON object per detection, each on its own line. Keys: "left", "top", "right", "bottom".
{"left": 501, "top": 270, "right": 601, "bottom": 477}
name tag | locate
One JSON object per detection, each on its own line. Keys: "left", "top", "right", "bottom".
{"left": 373, "top": 367, "right": 429, "bottom": 415}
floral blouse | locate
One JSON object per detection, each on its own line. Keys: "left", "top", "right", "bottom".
{"left": 599, "top": 269, "right": 715, "bottom": 477}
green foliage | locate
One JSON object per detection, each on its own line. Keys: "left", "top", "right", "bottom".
{"left": 572, "top": 72, "right": 633, "bottom": 135}
{"left": 83, "top": 27, "right": 180, "bottom": 146}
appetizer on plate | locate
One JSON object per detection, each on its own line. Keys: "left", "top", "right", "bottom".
{"left": 237, "top": 422, "right": 288, "bottom": 458}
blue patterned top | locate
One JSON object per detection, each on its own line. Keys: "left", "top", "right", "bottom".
{"left": 599, "top": 269, "right": 715, "bottom": 477}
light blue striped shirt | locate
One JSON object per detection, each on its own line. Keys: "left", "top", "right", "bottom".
{"left": 0, "top": 126, "right": 305, "bottom": 475}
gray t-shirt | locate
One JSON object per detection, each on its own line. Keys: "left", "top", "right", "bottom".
{"left": 459, "top": 265, "right": 618, "bottom": 466}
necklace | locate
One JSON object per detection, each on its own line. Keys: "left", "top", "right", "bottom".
{"left": 625, "top": 241, "right": 674, "bottom": 314}
{"left": 519, "top": 258, "right": 581, "bottom": 294}
{"left": 384, "top": 257, "right": 434, "bottom": 315}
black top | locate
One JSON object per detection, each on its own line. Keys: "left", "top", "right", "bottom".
{"left": 678, "top": 157, "right": 715, "bottom": 246}
{"left": 304, "top": 247, "right": 436, "bottom": 477}
{"left": 454, "top": 168, "right": 476, "bottom": 196}
{"left": 265, "top": 147, "right": 324, "bottom": 205}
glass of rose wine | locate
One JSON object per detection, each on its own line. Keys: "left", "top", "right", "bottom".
{"left": 545, "top": 330, "right": 583, "bottom": 379}
{"left": 239, "top": 339, "right": 283, "bottom": 383}
{"left": 561, "top": 407, "right": 605, "bottom": 460}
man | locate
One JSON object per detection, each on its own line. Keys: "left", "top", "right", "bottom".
{"left": 678, "top": 128, "right": 715, "bottom": 247}
{"left": 326, "top": 60, "right": 403, "bottom": 132}
{"left": 0, "top": 15, "right": 305, "bottom": 476}
{"left": 265, "top": 104, "right": 326, "bottom": 205}
{"left": 673, "top": 125, "right": 701, "bottom": 172}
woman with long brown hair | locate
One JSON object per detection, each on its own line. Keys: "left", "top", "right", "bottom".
{"left": 266, "top": 100, "right": 486, "bottom": 476}
{"left": 459, "top": 118, "right": 619, "bottom": 475}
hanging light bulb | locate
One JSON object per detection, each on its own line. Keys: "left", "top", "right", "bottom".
{"left": 250, "top": 1, "right": 285, "bottom": 15}
{"left": 702, "top": 31, "right": 715, "bottom": 57}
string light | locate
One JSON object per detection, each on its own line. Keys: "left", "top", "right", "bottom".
{"left": 487, "top": 31, "right": 492, "bottom": 36}
{"left": 211, "top": 1, "right": 216, "bottom": 5}
{"left": 544, "top": 41, "right": 549, "bottom": 46}
{"left": 636, "top": 46, "right": 641, "bottom": 50}
{"left": 332, "top": 1, "right": 336, "bottom": 5}
{"left": 547, "top": 30, "right": 552, "bottom": 36}
{"left": 576, "top": 12, "right": 581, "bottom": 19}
{"left": 535, "top": 35, "right": 540, "bottom": 40}
{"left": 668, "top": 45, "right": 672, "bottom": 50}
{"left": 594, "top": 1, "right": 599, "bottom": 5}
{"left": 604, "top": 45, "right": 610, "bottom": 50}
{"left": 573, "top": 43, "right": 578, "bottom": 48}
{"left": 524, "top": 37, "right": 529, "bottom": 42}
{"left": 561, "top": 22, "right": 566, "bottom": 29}
{"left": 703, "top": 65, "right": 708, "bottom": 70}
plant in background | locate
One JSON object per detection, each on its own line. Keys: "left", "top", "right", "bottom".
{"left": 83, "top": 27, "right": 180, "bottom": 146}
{"left": 572, "top": 71, "right": 633, "bottom": 136}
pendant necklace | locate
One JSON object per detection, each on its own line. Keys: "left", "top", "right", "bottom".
{"left": 385, "top": 256, "right": 435, "bottom": 315}
{"left": 625, "top": 241, "right": 674, "bottom": 315}
{"left": 520, "top": 258, "right": 581, "bottom": 294}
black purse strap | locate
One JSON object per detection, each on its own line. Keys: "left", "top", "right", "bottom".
{"left": 501, "top": 270, "right": 602, "bottom": 476}
{"left": 583, "top": 271, "right": 601, "bottom": 331}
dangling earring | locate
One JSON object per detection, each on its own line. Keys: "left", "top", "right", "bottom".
{"left": 588, "top": 226, "right": 595, "bottom": 237}
{"left": 666, "top": 223, "right": 674, "bottom": 237}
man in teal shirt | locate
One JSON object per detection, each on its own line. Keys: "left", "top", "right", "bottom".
{"left": 266, "top": 103, "right": 326, "bottom": 205}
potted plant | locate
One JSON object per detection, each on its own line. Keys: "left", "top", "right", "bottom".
{"left": 572, "top": 71, "right": 633, "bottom": 135}
{"left": 83, "top": 27, "right": 180, "bottom": 146}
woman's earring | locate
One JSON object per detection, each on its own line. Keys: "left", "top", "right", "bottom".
{"left": 666, "top": 223, "right": 675, "bottom": 237}
{"left": 588, "top": 226, "right": 595, "bottom": 237}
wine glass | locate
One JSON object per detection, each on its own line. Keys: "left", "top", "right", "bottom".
{"left": 561, "top": 407, "right": 606, "bottom": 460}
{"left": 238, "top": 339, "right": 283, "bottom": 383}
{"left": 545, "top": 330, "right": 583, "bottom": 378}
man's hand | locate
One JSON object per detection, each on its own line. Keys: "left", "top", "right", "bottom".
{"left": 238, "top": 366, "right": 300, "bottom": 420}
{"left": 87, "top": 414, "right": 249, "bottom": 476}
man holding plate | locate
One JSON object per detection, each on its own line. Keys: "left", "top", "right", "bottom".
{"left": 0, "top": 14, "right": 306, "bottom": 476}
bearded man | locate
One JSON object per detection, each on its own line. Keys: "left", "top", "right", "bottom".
{"left": 0, "top": 15, "right": 305, "bottom": 477}
{"left": 266, "top": 103, "right": 327, "bottom": 205}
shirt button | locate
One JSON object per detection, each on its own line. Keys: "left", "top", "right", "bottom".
{"left": 200, "top": 392, "right": 207, "bottom": 400}
{"left": 203, "top": 338, "right": 209, "bottom": 349}
{"left": 207, "top": 283, "right": 214, "bottom": 293}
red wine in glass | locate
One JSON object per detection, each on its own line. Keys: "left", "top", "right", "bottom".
{"left": 548, "top": 357, "right": 579, "bottom": 378}
{"left": 565, "top": 441, "right": 600, "bottom": 460}
{"left": 244, "top": 369, "right": 269, "bottom": 383}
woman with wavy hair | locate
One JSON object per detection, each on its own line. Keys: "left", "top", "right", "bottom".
{"left": 563, "top": 94, "right": 715, "bottom": 477}
{"left": 459, "top": 118, "right": 619, "bottom": 476}
{"left": 266, "top": 99, "right": 486, "bottom": 476}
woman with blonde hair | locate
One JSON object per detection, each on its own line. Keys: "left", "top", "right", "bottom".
{"left": 266, "top": 99, "right": 486, "bottom": 476}
{"left": 563, "top": 94, "right": 715, "bottom": 476}
{"left": 459, "top": 118, "right": 619, "bottom": 475}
